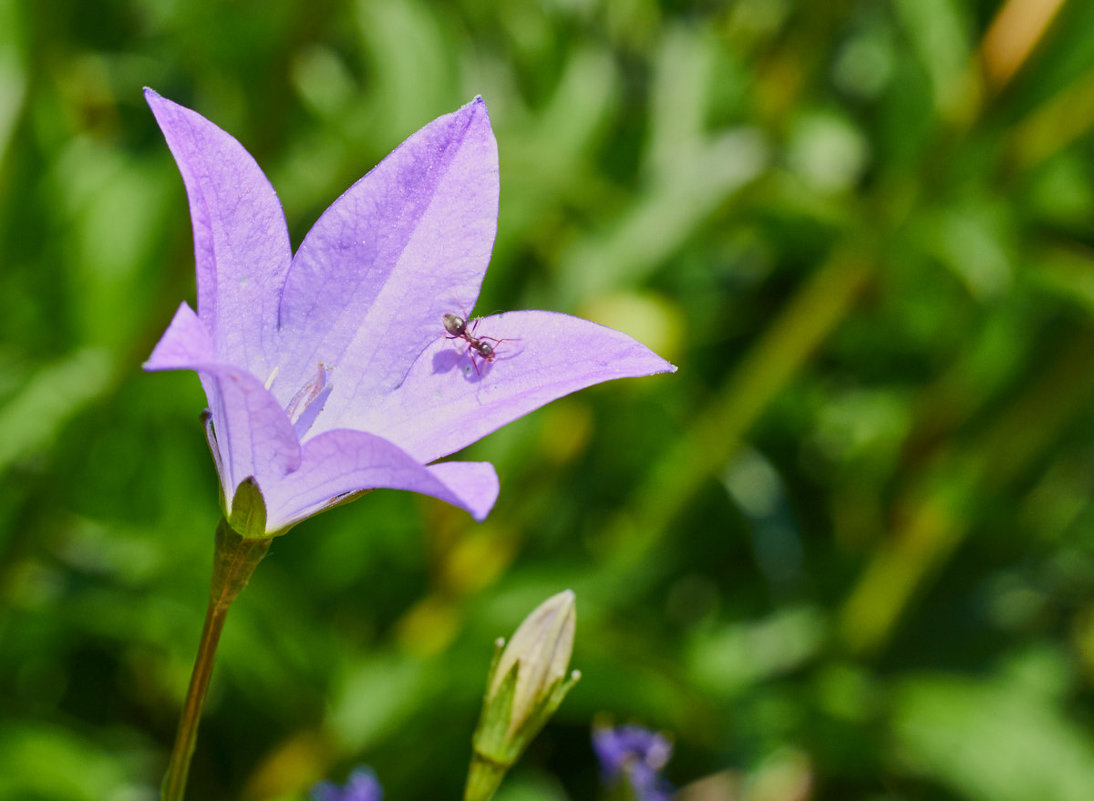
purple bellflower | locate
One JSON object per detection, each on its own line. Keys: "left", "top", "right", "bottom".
{"left": 144, "top": 90, "right": 674, "bottom": 534}
{"left": 593, "top": 725, "right": 674, "bottom": 801}
{"left": 311, "top": 766, "right": 383, "bottom": 801}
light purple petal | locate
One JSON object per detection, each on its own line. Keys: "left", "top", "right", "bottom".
{"left": 357, "top": 310, "right": 677, "bottom": 463}
{"left": 145, "top": 88, "right": 292, "bottom": 379}
{"left": 273, "top": 97, "right": 498, "bottom": 431}
{"left": 198, "top": 366, "right": 302, "bottom": 503}
{"left": 263, "top": 429, "right": 500, "bottom": 530}
{"left": 142, "top": 303, "right": 301, "bottom": 505}
{"left": 144, "top": 302, "right": 216, "bottom": 369}
{"left": 424, "top": 461, "right": 500, "bottom": 519}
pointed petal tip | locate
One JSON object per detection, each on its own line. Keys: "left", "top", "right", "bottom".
{"left": 641, "top": 352, "right": 677, "bottom": 376}
{"left": 143, "top": 86, "right": 168, "bottom": 108}
{"left": 463, "top": 479, "right": 498, "bottom": 523}
{"left": 143, "top": 87, "right": 182, "bottom": 120}
{"left": 464, "top": 94, "right": 491, "bottom": 123}
{"left": 144, "top": 301, "right": 215, "bottom": 372}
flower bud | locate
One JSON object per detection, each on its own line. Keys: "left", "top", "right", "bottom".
{"left": 489, "top": 589, "right": 576, "bottom": 735}
{"left": 465, "top": 590, "right": 580, "bottom": 801}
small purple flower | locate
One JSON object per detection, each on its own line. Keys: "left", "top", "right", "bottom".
{"left": 143, "top": 89, "right": 675, "bottom": 534}
{"left": 311, "top": 766, "right": 383, "bottom": 801}
{"left": 593, "top": 725, "right": 674, "bottom": 801}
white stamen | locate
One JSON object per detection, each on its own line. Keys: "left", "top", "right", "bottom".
{"left": 285, "top": 361, "right": 332, "bottom": 425}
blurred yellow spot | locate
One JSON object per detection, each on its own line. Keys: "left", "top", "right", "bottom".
{"left": 1073, "top": 605, "right": 1094, "bottom": 678}
{"left": 537, "top": 401, "right": 594, "bottom": 465}
{"left": 745, "top": 748, "right": 813, "bottom": 801}
{"left": 675, "top": 770, "right": 740, "bottom": 801}
{"left": 1010, "top": 70, "right": 1094, "bottom": 170}
{"left": 395, "top": 595, "right": 461, "bottom": 657}
{"left": 443, "top": 527, "right": 516, "bottom": 595}
{"left": 839, "top": 486, "right": 963, "bottom": 654}
{"left": 578, "top": 291, "right": 684, "bottom": 366}
{"left": 241, "top": 729, "right": 329, "bottom": 801}
{"left": 982, "top": 0, "right": 1066, "bottom": 90}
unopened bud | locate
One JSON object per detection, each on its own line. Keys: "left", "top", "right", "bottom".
{"left": 465, "top": 591, "right": 580, "bottom": 801}
{"left": 489, "top": 589, "right": 576, "bottom": 735}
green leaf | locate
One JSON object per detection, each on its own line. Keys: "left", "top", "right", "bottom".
{"left": 893, "top": 674, "right": 1094, "bottom": 801}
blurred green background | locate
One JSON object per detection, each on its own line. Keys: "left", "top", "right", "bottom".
{"left": 3, "top": 0, "right": 1094, "bottom": 799}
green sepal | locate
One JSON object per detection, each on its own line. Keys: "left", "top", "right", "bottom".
{"left": 464, "top": 662, "right": 582, "bottom": 801}
{"left": 465, "top": 645, "right": 519, "bottom": 801}
{"left": 472, "top": 638, "right": 507, "bottom": 751}
{"left": 508, "top": 669, "right": 580, "bottom": 760}
{"left": 226, "top": 476, "right": 268, "bottom": 539}
{"left": 483, "top": 637, "right": 506, "bottom": 690}
{"left": 211, "top": 520, "right": 270, "bottom": 611}
{"left": 212, "top": 479, "right": 272, "bottom": 611}
{"left": 473, "top": 658, "right": 521, "bottom": 766}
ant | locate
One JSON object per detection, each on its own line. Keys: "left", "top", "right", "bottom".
{"left": 442, "top": 312, "right": 512, "bottom": 375}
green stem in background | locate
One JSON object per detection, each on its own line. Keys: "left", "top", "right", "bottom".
{"left": 839, "top": 326, "right": 1094, "bottom": 654}
{"left": 161, "top": 518, "right": 270, "bottom": 801}
{"left": 601, "top": 241, "right": 876, "bottom": 581}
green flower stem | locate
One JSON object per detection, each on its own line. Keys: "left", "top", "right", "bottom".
{"left": 464, "top": 751, "right": 509, "bottom": 801}
{"left": 161, "top": 520, "right": 270, "bottom": 801}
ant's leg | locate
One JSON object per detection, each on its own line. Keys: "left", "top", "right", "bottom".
{"left": 465, "top": 343, "right": 483, "bottom": 376}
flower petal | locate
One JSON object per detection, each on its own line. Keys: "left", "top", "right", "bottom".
{"left": 198, "top": 366, "right": 303, "bottom": 504}
{"left": 424, "top": 461, "right": 500, "bottom": 521}
{"left": 264, "top": 430, "right": 500, "bottom": 530}
{"left": 359, "top": 310, "right": 677, "bottom": 463}
{"left": 145, "top": 88, "right": 292, "bottom": 379}
{"left": 273, "top": 97, "right": 499, "bottom": 430}
{"left": 144, "top": 302, "right": 216, "bottom": 369}
{"left": 143, "top": 302, "right": 301, "bottom": 506}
